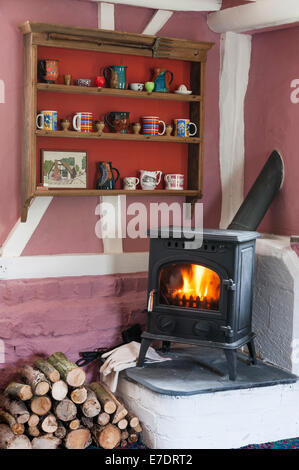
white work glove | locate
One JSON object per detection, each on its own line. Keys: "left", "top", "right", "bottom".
{"left": 99, "top": 341, "right": 170, "bottom": 392}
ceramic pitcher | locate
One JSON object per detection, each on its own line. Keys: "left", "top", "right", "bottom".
{"left": 38, "top": 59, "right": 59, "bottom": 83}
{"left": 152, "top": 68, "right": 174, "bottom": 93}
{"left": 103, "top": 66, "right": 127, "bottom": 89}
{"left": 96, "top": 161, "right": 120, "bottom": 190}
{"left": 140, "top": 170, "right": 162, "bottom": 190}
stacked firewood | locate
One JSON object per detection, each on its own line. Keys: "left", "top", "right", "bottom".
{"left": 0, "top": 352, "right": 142, "bottom": 449}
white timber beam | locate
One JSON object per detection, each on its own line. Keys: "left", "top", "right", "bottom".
{"left": 0, "top": 79, "right": 4, "bottom": 103}
{"left": 219, "top": 32, "right": 252, "bottom": 229}
{"left": 208, "top": 0, "right": 299, "bottom": 34}
{"left": 98, "top": 2, "right": 115, "bottom": 30}
{"left": 93, "top": 0, "right": 222, "bottom": 13}
{"left": 142, "top": 10, "right": 173, "bottom": 35}
{"left": 1, "top": 197, "right": 53, "bottom": 257}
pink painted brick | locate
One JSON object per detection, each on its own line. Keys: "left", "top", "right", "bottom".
{"left": 0, "top": 320, "right": 14, "bottom": 339}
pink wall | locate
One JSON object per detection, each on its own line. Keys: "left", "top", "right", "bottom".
{"left": 245, "top": 26, "right": 299, "bottom": 236}
{"left": 0, "top": 2, "right": 221, "bottom": 253}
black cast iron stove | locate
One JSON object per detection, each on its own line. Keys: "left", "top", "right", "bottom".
{"left": 137, "top": 227, "right": 261, "bottom": 380}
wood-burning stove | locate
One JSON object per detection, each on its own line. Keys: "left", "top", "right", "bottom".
{"left": 137, "top": 227, "right": 260, "bottom": 380}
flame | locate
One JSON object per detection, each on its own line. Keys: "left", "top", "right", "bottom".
{"left": 171, "top": 264, "right": 220, "bottom": 308}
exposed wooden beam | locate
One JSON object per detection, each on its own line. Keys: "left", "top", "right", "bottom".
{"left": 208, "top": 0, "right": 299, "bottom": 33}
{"left": 0, "top": 80, "right": 4, "bottom": 103}
{"left": 142, "top": 10, "right": 173, "bottom": 36}
{"left": 97, "top": 2, "right": 115, "bottom": 30}
{"left": 92, "top": 0, "right": 222, "bottom": 12}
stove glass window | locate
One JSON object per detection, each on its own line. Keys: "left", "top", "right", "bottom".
{"left": 159, "top": 263, "right": 221, "bottom": 311}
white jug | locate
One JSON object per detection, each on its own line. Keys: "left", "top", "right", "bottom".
{"left": 140, "top": 170, "right": 162, "bottom": 190}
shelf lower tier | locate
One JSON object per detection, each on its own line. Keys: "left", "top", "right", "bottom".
{"left": 36, "top": 130, "right": 201, "bottom": 144}
{"left": 34, "top": 189, "right": 202, "bottom": 197}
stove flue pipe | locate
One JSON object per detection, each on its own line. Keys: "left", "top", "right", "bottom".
{"left": 227, "top": 150, "right": 284, "bottom": 231}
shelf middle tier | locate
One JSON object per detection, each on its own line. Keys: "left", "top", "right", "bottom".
{"left": 36, "top": 130, "right": 201, "bottom": 144}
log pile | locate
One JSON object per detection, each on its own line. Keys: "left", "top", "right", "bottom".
{"left": 0, "top": 352, "right": 142, "bottom": 449}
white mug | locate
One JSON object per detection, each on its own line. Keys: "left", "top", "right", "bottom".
{"left": 140, "top": 170, "right": 162, "bottom": 190}
{"left": 123, "top": 177, "right": 139, "bottom": 190}
{"left": 164, "top": 173, "right": 184, "bottom": 190}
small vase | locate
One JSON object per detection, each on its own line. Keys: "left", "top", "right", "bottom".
{"left": 95, "top": 120, "right": 105, "bottom": 135}
{"left": 132, "top": 122, "right": 141, "bottom": 135}
{"left": 165, "top": 124, "right": 173, "bottom": 136}
{"left": 61, "top": 119, "right": 70, "bottom": 131}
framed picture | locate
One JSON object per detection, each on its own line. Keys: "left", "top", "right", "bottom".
{"left": 41, "top": 149, "right": 87, "bottom": 189}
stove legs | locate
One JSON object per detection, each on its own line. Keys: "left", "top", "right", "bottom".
{"left": 162, "top": 341, "right": 171, "bottom": 352}
{"left": 247, "top": 338, "right": 257, "bottom": 365}
{"left": 137, "top": 338, "right": 152, "bottom": 367}
{"left": 224, "top": 349, "right": 237, "bottom": 381}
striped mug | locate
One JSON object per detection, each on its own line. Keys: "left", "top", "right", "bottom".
{"left": 73, "top": 112, "right": 93, "bottom": 132}
{"left": 142, "top": 116, "right": 166, "bottom": 136}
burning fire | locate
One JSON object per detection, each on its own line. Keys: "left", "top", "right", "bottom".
{"left": 170, "top": 264, "right": 220, "bottom": 309}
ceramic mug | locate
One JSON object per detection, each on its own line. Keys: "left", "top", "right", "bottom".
{"left": 73, "top": 112, "right": 93, "bottom": 132}
{"left": 123, "top": 177, "right": 140, "bottom": 190}
{"left": 140, "top": 170, "right": 162, "bottom": 190}
{"left": 142, "top": 116, "right": 166, "bottom": 136}
{"left": 173, "top": 118, "right": 197, "bottom": 137}
{"left": 36, "top": 110, "right": 58, "bottom": 131}
{"left": 164, "top": 173, "right": 184, "bottom": 190}
{"left": 103, "top": 66, "right": 127, "bottom": 89}
{"left": 129, "top": 83, "right": 144, "bottom": 91}
{"left": 76, "top": 79, "right": 91, "bottom": 87}
{"left": 104, "top": 111, "right": 130, "bottom": 134}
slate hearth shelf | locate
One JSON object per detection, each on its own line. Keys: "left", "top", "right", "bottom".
{"left": 37, "top": 83, "right": 202, "bottom": 102}
{"left": 19, "top": 21, "right": 214, "bottom": 222}
{"left": 36, "top": 130, "right": 201, "bottom": 144}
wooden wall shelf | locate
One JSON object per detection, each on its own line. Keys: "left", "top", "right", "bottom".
{"left": 35, "top": 189, "right": 201, "bottom": 197}
{"left": 19, "top": 21, "right": 213, "bottom": 222}
{"left": 37, "top": 83, "right": 201, "bottom": 102}
{"left": 36, "top": 130, "right": 201, "bottom": 144}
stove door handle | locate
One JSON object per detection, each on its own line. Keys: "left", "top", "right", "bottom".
{"left": 147, "top": 289, "right": 156, "bottom": 312}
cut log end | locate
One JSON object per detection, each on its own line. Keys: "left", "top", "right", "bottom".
{"left": 70, "top": 387, "right": 87, "bottom": 404}
{"left": 41, "top": 414, "right": 58, "bottom": 433}
{"left": 66, "top": 368, "right": 86, "bottom": 388}
{"left": 51, "top": 380, "right": 68, "bottom": 401}
{"left": 65, "top": 429, "right": 92, "bottom": 449}
{"left": 32, "top": 435, "right": 61, "bottom": 449}
{"left": 30, "top": 396, "right": 52, "bottom": 416}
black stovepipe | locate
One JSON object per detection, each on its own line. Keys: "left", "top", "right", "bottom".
{"left": 227, "top": 150, "right": 284, "bottom": 231}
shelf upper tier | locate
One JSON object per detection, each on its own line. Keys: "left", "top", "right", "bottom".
{"left": 35, "top": 189, "right": 201, "bottom": 197}
{"left": 36, "top": 130, "right": 201, "bottom": 144}
{"left": 37, "top": 83, "right": 201, "bottom": 102}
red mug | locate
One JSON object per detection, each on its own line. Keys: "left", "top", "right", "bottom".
{"left": 96, "top": 76, "right": 105, "bottom": 87}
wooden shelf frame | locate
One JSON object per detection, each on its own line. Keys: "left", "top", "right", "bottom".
{"left": 19, "top": 21, "right": 214, "bottom": 222}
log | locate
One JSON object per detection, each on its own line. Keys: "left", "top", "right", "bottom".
{"left": 121, "top": 430, "right": 129, "bottom": 440}
{"left": 0, "top": 394, "right": 29, "bottom": 424}
{"left": 55, "top": 399, "right": 77, "bottom": 422}
{"left": 5, "top": 382, "right": 33, "bottom": 401}
{"left": 34, "top": 358, "right": 60, "bottom": 382}
{"left": 54, "top": 422, "right": 67, "bottom": 439}
{"left": 65, "top": 428, "right": 92, "bottom": 449}
{"left": 128, "top": 432, "right": 138, "bottom": 444}
{"left": 0, "top": 424, "right": 31, "bottom": 449}
{"left": 71, "top": 387, "right": 88, "bottom": 404}
{"left": 41, "top": 414, "right": 58, "bottom": 433}
{"left": 20, "top": 364, "right": 50, "bottom": 396}
{"left": 117, "top": 418, "right": 128, "bottom": 430}
{"left": 133, "top": 423, "right": 142, "bottom": 433}
{"left": 28, "top": 425, "right": 40, "bottom": 437}
{"left": 28, "top": 414, "right": 40, "bottom": 427}
{"left": 97, "top": 412, "right": 110, "bottom": 426}
{"left": 89, "top": 383, "right": 116, "bottom": 414}
{"left": 69, "top": 419, "right": 80, "bottom": 430}
{"left": 81, "top": 416, "right": 94, "bottom": 429}
{"left": 81, "top": 388, "right": 101, "bottom": 418}
{"left": 30, "top": 396, "right": 52, "bottom": 416}
{"left": 98, "top": 381, "right": 128, "bottom": 422}
{"left": 0, "top": 409, "right": 25, "bottom": 435}
{"left": 92, "top": 424, "right": 121, "bottom": 449}
{"left": 47, "top": 352, "right": 86, "bottom": 387}
{"left": 120, "top": 439, "right": 128, "bottom": 448}
{"left": 32, "top": 434, "right": 61, "bottom": 449}
{"left": 51, "top": 380, "right": 68, "bottom": 401}
{"left": 127, "top": 412, "right": 139, "bottom": 429}
{"left": 112, "top": 405, "right": 128, "bottom": 425}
